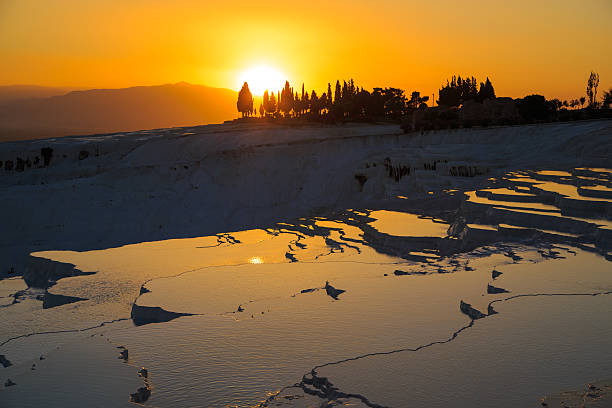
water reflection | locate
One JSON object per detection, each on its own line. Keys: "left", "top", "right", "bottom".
{"left": 3, "top": 167, "right": 611, "bottom": 408}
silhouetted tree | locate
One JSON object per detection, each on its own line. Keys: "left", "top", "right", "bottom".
{"left": 237, "top": 82, "right": 254, "bottom": 117}
{"left": 372, "top": 87, "right": 406, "bottom": 118}
{"left": 279, "top": 81, "right": 294, "bottom": 117}
{"left": 438, "top": 77, "right": 461, "bottom": 106}
{"left": 462, "top": 76, "right": 478, "bottom": 101}
{"left": 262, "top": 90, "right": 269, "bottom": 114}
{"left": 320, "top": 92, "right": 328, "bottom": 114}
{"left": 549, "top": 98, "right": 562, "bottom": 112}
{"left": 586, "top": 71, "right": 600, "bottom": 107}
{"left": 418, "top": 96, "right": 429, "bottom": 109}
{"left": 569, "top": 99, "right": 579, "bottom": 110}
{"left": 579, "top": 96, "right": 586, "bottom": 109}
{"left": 477, "top": 77, "right": 495, "bottom": 101}
{"left": 516, "top": 95, "right": 549, "bottom": 122}
{"left": 603, "top": 88, "right": 612, "bottom": 109}
{"left": 303, "top": 90, "right": 310, "bottom": 114}
{"left": 293, "top": 91, "right": 301, "bottom": 117}
{"left": 408, "top": 91, "right": 429, "bottom": 109}
{"left": 367, "top": 88, "right": 386, "bottom": 118}
{"left": 259, "top": 103, "right": 264, "bottom": 117}
{"left": 263, "top": 90, "right": 276, "bottom": 115}
{"left": 355, "top": 87, "right": 371, "bottom": 117}
{"left": 438, "top": 75, "right": 491, "bottom": 106}
{"left": 334, "top": 81, "right": 342, "bottom": 105}
{"left": 300, "top": 83, "right": 305, "bottom": 116}
{"left": 310, "top": 90, "right": 321, "bottom": 116}
{"left": 408, "top": 91, "right": 419, "bottom": 109}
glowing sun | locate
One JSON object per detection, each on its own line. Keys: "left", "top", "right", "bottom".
{"left": 238, "top": 65, "right": 286, "bottom": 96}
{"left": 248, "top": 256, "right": 264, "bottom": 264}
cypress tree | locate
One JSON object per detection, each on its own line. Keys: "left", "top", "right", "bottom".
{"left": 237, "top": 82, "right": 254, "bottom": 118}
{"left": 311, "top": 90, "right": 319, "bottom": 115}
{"left": 485, "top": 78, "right": 495, "bottom": 99}
{"left": 270, "top": 92, "right": 277, "bottom": 114}
{"left": 334, "top": 80, "right": 341, "bottom": 105}
{"left": 280, "top": 81, "right": 293, "bottom": 117}
{"left": 262, "top": 90, "right": 270, "bottom": 115}
{"left": 303, "top": 90, "right": 310, "bottom": 113}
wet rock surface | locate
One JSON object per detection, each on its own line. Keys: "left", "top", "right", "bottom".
{"left": 0, "top": 354, "right": 12, "bottom": 367}
{"left": 1, "top": 122, "right": 611, "bottom": 408}
{"left": 393, "top": 269, "right": 427, "bottom": 276}
{"left": 22, "top": 257, "right": 95, "bottom": 289}
{"left": 300, "top": 287, "right": 317, "bottom": 294}
{"left": 130, "top": 304, "right": 194, "bottom": 326}
{"left": 540, "top": 380, "right": 612, "bottom": 407}
{"left": 138, "top": 367, "right": 148, "bottom": 378}
{"left": 118, "top": 346, "right": 129, "bottom": 361}
{"left": 487, "top": 284, "right": 510, "bottom": 294}
{"left": 324, "top": 281, "right": 346, "bottom": 300}
{"left": 459, "top": 300, "right": 487, "bottom": 320}
{"left": 42, "top": 292, "right": 87, "bottom": 309}
{"left": 130, "top": 385, "right": 152, "bottom": 403}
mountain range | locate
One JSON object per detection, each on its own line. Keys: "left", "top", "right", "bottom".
{"left": 0, "top": 82, "right": 239, "bottom": 141}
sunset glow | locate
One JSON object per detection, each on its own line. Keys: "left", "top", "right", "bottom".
{"left": 237, "top": 66, "right": 286, "bottom": 96}
{"left": 1, "top": 0, "right": 610, "bottom": 100}
{"left": 248, "top": 256, "right": 263, "bottom": 264}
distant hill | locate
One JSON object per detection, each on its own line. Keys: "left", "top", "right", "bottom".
{"left": 0, "top": 85, "right": 80, "bottom": 104}
{"left": 0, "top": 82, "right": 239, "bottom": 141}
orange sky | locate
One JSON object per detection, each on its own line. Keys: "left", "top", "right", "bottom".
{"left": 1, "top": 0, "right": 611, "bottom": 100}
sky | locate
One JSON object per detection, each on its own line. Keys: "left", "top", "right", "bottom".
{"left": 1, "top": 0, "right": 611, "bottom": 100}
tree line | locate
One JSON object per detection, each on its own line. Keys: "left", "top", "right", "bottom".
{"left": 237, "top": 72, "right": 611, "bottom": 125}
{"left": 437, "top": 76, "right": 495, "bottom": 106}
{"left": 533, "top": 72, "right": 606, "bottom": 111}
{"left": 237, "top": 79, "right": 433, "bottom": 120}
